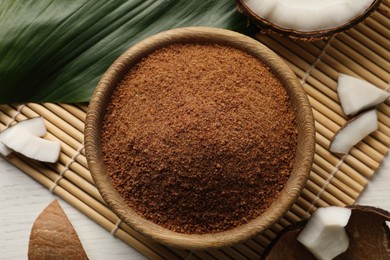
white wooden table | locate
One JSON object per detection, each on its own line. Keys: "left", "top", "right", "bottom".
{"left": 1, "top": 153, "right": 389, "bottom": 260}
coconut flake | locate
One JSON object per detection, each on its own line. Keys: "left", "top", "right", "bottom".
{"left": 0, "top": 117, "right": 47, "bottom": 156}
{"left": 297, "top": 206, "right": 352, "bottom": 260}
{"left": 337, "top": 74, "right": 390, "bottom": 116}
{"left": 2, "top": 127, "right": 60, "bottom": 163}
{"left": 329, "top": 109, "right": 377, "bottom": 154}
{"left": 242, "top": 0, "right": 375, "bottom": 31}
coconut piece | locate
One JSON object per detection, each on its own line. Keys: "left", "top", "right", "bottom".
{"left": 0, "top": 117, "right": 46, "bottom": 156}
{"left": 2, "top": 127, "right": 60, "bottom": 163}
{"left": 28, "top": 200, "right": 89, "bottom": 260}
{"left": 262, "top": 206, "right": 390, "bottom": 260}
{"left": 237, "top": 0, "right": 382, "bottom": 40}
{"left": 329, "top": 109, "right": 377, "bottom": 154}
{"left": 297, "top": 206, "right": 352, "bottom": 260}
{"left": 337, "top": 74, "right": 390, "bottom": 116}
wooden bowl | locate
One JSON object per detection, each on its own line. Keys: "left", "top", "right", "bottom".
{"left": 85, "top": 27, "right": 315, "bottom": 250}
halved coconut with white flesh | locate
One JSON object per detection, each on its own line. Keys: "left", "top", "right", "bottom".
{"left": 337, "top": 74, "right": 390, "bottom": 116}
{"left": 237, "top": 0, "right": 382, "bottom": 40}
{"left": 329, "top": 109, "right": 377, "bottom": 154}
{"left": 0, "top": 117, "right": 47, "bottom": 156}
{"left": 262, "top": 205, "right": 390, "bottom": 260}
{"left": 2, "top": 127, "right": 61, "bottom": 163}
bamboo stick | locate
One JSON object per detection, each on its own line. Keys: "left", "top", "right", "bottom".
{"left": 59, "top": 104, "right": 86, "bottom": 121}
{"left": 315, "top": 144, "right": 369, "bottom": 183}
{"left": 43, "top": 103, "right": 85, "bottom": 133}
{"left": 330, "top": 37, "right": 389, "bottom": 81}
{"left": 311, "top": 163, "right": 358, "bottom": 200}
{"left": 279, "top": 212, "right": 294, "bottom": 226}
{"left": 378, "top": 2, "right": 390, "bottom": 13}
{"left": 218, "top": 247, "right": 244, "bottom": 259}
{"left": 77, "top": 103, "right": 89, "bottom": 113}
{"left": 336, "top": 33, "right": 389, "bottom": 70}
{"left": 347, "top": 29, "right": 390, "bottom": 61}
{"left": 295, "top": 197, "right": 316, "bottom": 215}
{"left": 302, "top": 83, "right": 344, "bottom": 117}
{"left": 46, "top": 162, "right": 104, "bottom": 204}
{"left": 305, "top": 179, "right": 346, "bottom": 206}
{"left": 312, "top": 163, "right": 359, "bottom": 199}
{"left": 365, "top": 14, "right": 390, "bottom": 38}
{"left": 313, "top": 154, "right": 366, "bottom": 191}
{"left": 378, "top": 110, "right": 390, "bottom": 128}
{"left": 232, "top": 244, "right": 259, "bottom": 259}
{"left": 204, "top": 249, "right": 230, "bottom": 260}
{"left": 273, "top": 218, "right": 288, "bottom": 229}
{"left": 378, "top": 103, "right": 390, "bottom": 118}
{"left": 54, "top": 152, "right": 92, "bottom": 183}
{"left": 192, "top": 250, "right": 216, "bottom": 260}
{"left": 254, "top": 234, "right": 271, "bottom": 248}
{"left": 243, "top": 239, "right": 264, "bottom": 255}
{"left": 290, "top": 204, "right": 311, "bottom": 219}
{"left": 309, "top": 172, "right": 354, "bottom": 205}
{"left": 301, "top": 188, "right": 329, "bottom": 208}
{"left": 262, "top": 229, "right": 278, "bottom": 241}
{"left": 320, "top": 42, "right": 389, "bottom": 88}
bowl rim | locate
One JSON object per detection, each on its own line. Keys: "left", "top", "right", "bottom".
{"left": 84, "top": 26, "right": 315, "bottom": 250}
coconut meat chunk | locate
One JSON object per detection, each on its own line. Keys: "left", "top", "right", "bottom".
{"left": 329, "top": 109, "right": 378, "bottom": 154}
{"left": 297, "top": 206, "right": 352, "bottom": 260}
{"left": 242, "top": 0, "right": 375, "bottom": 31}
{"left": 2, "top": 127, "right": 60, "bottom": 163}
{"left": 337, "top": 74, "right": 390, "bottom": 116}
{"left": 0, "top": 117, "right": 47, "bottom": 156}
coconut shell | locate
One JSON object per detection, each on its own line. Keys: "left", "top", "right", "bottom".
{"left": 28, "top": 200, "right": 88, "bottom": 260}
{"left": 262, "top": 205, "right": 390, "bottom": 259}
{"left": 236, "top": 0, "right": 382, "bottom": 40}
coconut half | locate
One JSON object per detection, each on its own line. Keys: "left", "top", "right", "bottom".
{"left": 237, "top": 0, "right": 382, "bottom": 39}
{"left": 262, "top": 205, "right": 390, "bottom": 260}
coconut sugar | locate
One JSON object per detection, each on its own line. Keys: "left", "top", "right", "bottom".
{"left": 101, "top": 43, "right": 297, "bottom": 234}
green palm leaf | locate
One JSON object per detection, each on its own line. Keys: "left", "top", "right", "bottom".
{"left": 0, "top": 0, "right": 255, "bottom": 104}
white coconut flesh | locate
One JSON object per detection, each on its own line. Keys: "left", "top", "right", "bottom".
{"left": 329, "top": 109, "right": 378, "bottom": 154}
{"left": 337, "top": 74, "right": 390, "bottom": 116}
{"left": 0, "top": 117, "right": 47, "bottom": 156}
{"left": 2, "top": 127, "right": 61, "bottom": 163}
{"left": 297, "top": 206, "right": 352, "bottom": 260}
{"left": 242, "top": 0, "right": 376, "bottom": 32}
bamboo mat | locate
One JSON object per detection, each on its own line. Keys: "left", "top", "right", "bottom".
{"left": 0, "top": 2, "right": 389, "bottom": 259}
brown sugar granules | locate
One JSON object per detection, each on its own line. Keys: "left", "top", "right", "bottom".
{"left": 101, "top": 43, "right": 298, "bottom": 234}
